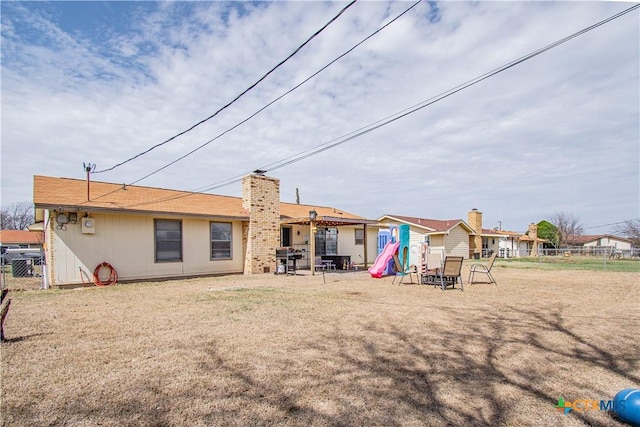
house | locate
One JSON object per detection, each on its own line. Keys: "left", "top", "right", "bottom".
{"left": 33, "top": 174, "right": 378, "bottom": 288}
{"left": 377, "top": 214, "right": 476, "bottom": 262}
{"left": 0, "top": 229, "right": 44, "bottom": 253}
{"left": 376, "top": 209, "right": 548, "bottom": 262}
{"left": 565, "top": 234, "right": 633, "bottom": 252}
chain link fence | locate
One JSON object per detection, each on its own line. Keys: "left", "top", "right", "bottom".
{"left": 0, "top": 250, "right": 44, "bottom": 290}
{"left": 540, "top": 246, "right": 638, "bottom": 259}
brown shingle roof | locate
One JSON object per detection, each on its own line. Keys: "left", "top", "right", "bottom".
{"left": 33, "top": 175, "right": 367, "bottom": 221}
{"left": 380, "top": 214, "right": 471, "bottom": 233}
{"left": 280, "top": 203, "right": 365, "bottom": 221}
{"left": 0, "top": 230, "right": 44, "bottom": 245}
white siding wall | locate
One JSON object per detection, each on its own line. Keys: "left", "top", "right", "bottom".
{"left": 584, "top": 237, "right": 632, "bottom": 250}
{"left": 50, "top": 212, "right": 244, "bottom": 286}
{"left": 444, "top": 225, "right": 470, "bottom": 259}
{"left": 340, "top": 225, "right": 382, "bottom": 267}
{"left": 365, "top": 227, "right": 379, "bottom": 265}
{"left": 498, "top": 237, "right": 520, "bottom": 257}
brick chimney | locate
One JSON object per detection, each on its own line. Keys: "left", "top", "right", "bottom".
{"left": 242, "top": 174, "right": 280, "bottom": 274}
{"left": 468, "top": 208, "right": 483, "bottom": 257}
{"left": 528, "top": 223, "right": 538, "bottom": 256}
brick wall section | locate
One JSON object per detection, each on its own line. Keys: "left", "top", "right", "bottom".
{"left": 528, "top": 223, "right": 539, "bottom": 256}
{"left": 241, "top": 174, "right": 280, "bottom": 274}
{"left": 468, "top": 209, "right": 483, "bottom": 255}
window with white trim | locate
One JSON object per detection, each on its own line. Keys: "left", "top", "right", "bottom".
{"left": 211, "top": 222, "right": 232, "bottom": 260}
{"left": 155, "top": 219, "right": 182, "bottom": 262}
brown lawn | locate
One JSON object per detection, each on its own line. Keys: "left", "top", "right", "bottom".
{"left": 1, "top": 266, "right": 639, "bottom": 426}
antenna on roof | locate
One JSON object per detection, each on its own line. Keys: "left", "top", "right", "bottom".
{"left": 83, "top": 162, "right": 96, "bottom": 201}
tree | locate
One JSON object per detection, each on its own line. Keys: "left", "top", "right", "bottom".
{"left": 537, "top": 220, "right": 560, "bottom": 248}
{"left": 614, "top": 219, "right": 640, "bottom": 247}
{"left": 0, "top": 202, "right": 34, "bottom": 230}
{"left": 549, "top": 212, "right": 584, "bottom": 247}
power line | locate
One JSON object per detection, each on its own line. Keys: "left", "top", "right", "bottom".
{"left": 584, "top": 219, "right": 639, "bottom": 230}
{"left": 120, "top": 3, "right": 639, "bottom": 209}
{"left": 255, "top": 4, "right": 640, "bottom": 174}
{"left": 126, "top": 0, "right": 423, "bottom": 186}
{"left": 93, "top": 0, "right": 358, "bottom": 175}
{"left": 89, "top": 0, "right": 423, "bottom": 203}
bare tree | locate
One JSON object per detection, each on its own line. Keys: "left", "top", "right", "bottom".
{"left": 0, "top": 202, "right": 34, "bottom": 230}
{"left": 614, "top": 219, "right": 640, "bottom": 247}
{"left": 549, "top": 212, "right": 584, "bottom": 247}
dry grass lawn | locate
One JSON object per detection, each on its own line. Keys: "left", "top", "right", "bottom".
{"left": 1, "top": 265, "right": 639, "bottom": 426}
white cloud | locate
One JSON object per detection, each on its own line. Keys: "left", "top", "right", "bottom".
{"left": 1, "top": 1, "right": 638, "bottom": 233}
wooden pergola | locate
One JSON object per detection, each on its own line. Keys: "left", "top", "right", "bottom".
{"left": 280, "top": 214, "right": 379, "bottom": 275}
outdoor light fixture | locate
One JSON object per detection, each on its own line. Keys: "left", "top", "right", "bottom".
{"left": 309, "top": 210, "right": 317, "bottom": 221}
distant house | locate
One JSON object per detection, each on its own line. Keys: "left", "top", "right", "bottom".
{"left": 376, "top": 210, "right": 549, "bottom": 261}
{"left": 0, "top": 229, "right": 44, "bottom": 253}
{"left": 33, "top": 174, "right": 378, "bottom": 288}
{"left": 377, "top": 214, "right": 475, "bottom": 261}
{"left": 467, "top": 209, "right": 545, "bottom": 258}
{"left": 565, "top": 234, "right": 633, "bottom": 252}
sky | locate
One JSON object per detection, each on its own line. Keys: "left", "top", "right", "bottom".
{"left": 1, "top": 1, "right": 638, "bottom": 234}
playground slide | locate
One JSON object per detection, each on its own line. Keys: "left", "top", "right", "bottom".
{"left": 368, "top": 241, "right": 399, "bottom": 278}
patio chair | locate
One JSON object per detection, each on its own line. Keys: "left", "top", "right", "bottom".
{"left": 421, "top": 253, "right": 442, "bottom": 285}
{"left": 392, "top": 254, "right": 417, "bottom": 285}
{"left": 434, "top": 256, "right": 464, "bottom": 291}
{"left": 468, "top": 252, "right": 498, "bottom": 285}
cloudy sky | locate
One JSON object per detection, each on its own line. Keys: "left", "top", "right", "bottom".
{"left": 1, "top": 1, "right": 638, "bottom": 233}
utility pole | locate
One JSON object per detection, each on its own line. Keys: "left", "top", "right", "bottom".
{"left": 83, "top": 163, "right": 96, "bottom": 201}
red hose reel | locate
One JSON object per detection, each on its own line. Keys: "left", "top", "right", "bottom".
{"left": 92, "top": 262, "right": 118, "bottom": 286}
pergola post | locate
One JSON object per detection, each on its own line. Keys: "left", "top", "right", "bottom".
{"left": 363, "top": 223, "right": 368, "bottom": 267}
{"left": 309, "top": 210, "right": 317, "bottom": 275}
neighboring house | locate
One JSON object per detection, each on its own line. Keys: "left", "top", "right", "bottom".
{"left": 517, "top": 223, "right": 547, "bottom": 257}
{"left": 565, "top": 234, "right": 633, "bottom": 252}
{"left": 377, "top": 214, "right": 476, "bottom": 262}
{"left": 33, "top": 174, "right": 378, "bottom": 288}
{"left": 493, "top": 230, "right": 524, "bottom": 258}
{"left": 468, "top": 209, "right": 547, "bottom": 258}
{"left": 0, "top": 229, "right": 44, "bottom": 253}
{"left": 477, "top": 228, "right": 511, "bottom": 258}
{"left": 378, "top": 209, "right": 549, "bottom": 261}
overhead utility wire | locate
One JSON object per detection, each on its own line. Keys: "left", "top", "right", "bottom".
{"left": 207, "top": 3, "right": 640, "bottom": 186}
{"left": 584, "top": 219, "right": 639, "bottom": 230}
{"left": 121, "top": 3, "right": 639, "bottom": 209}
{"left": 127, "top": 0, "right": 423, "bottom": 187}
{"left": 90, "top": 0, "right": 422, "bottom": 202}
{"left": 93, "top": 0, "right": 358, "bottom": 175}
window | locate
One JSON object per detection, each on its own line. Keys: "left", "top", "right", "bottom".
{"left": 211, "top": 222, "right": 232, "bottom": 260}
{"left": 355, "top": 229, "right": 364, "bottom": 245}
{"left": 314, "top": 227, "right": 338, "bottom": 256}
{"left": 155, "top": 219, "right": 182, "bottom": 262}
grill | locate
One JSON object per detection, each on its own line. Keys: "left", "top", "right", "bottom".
{"left": 275, "top": 247, "right": 303, "bottom": 275}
